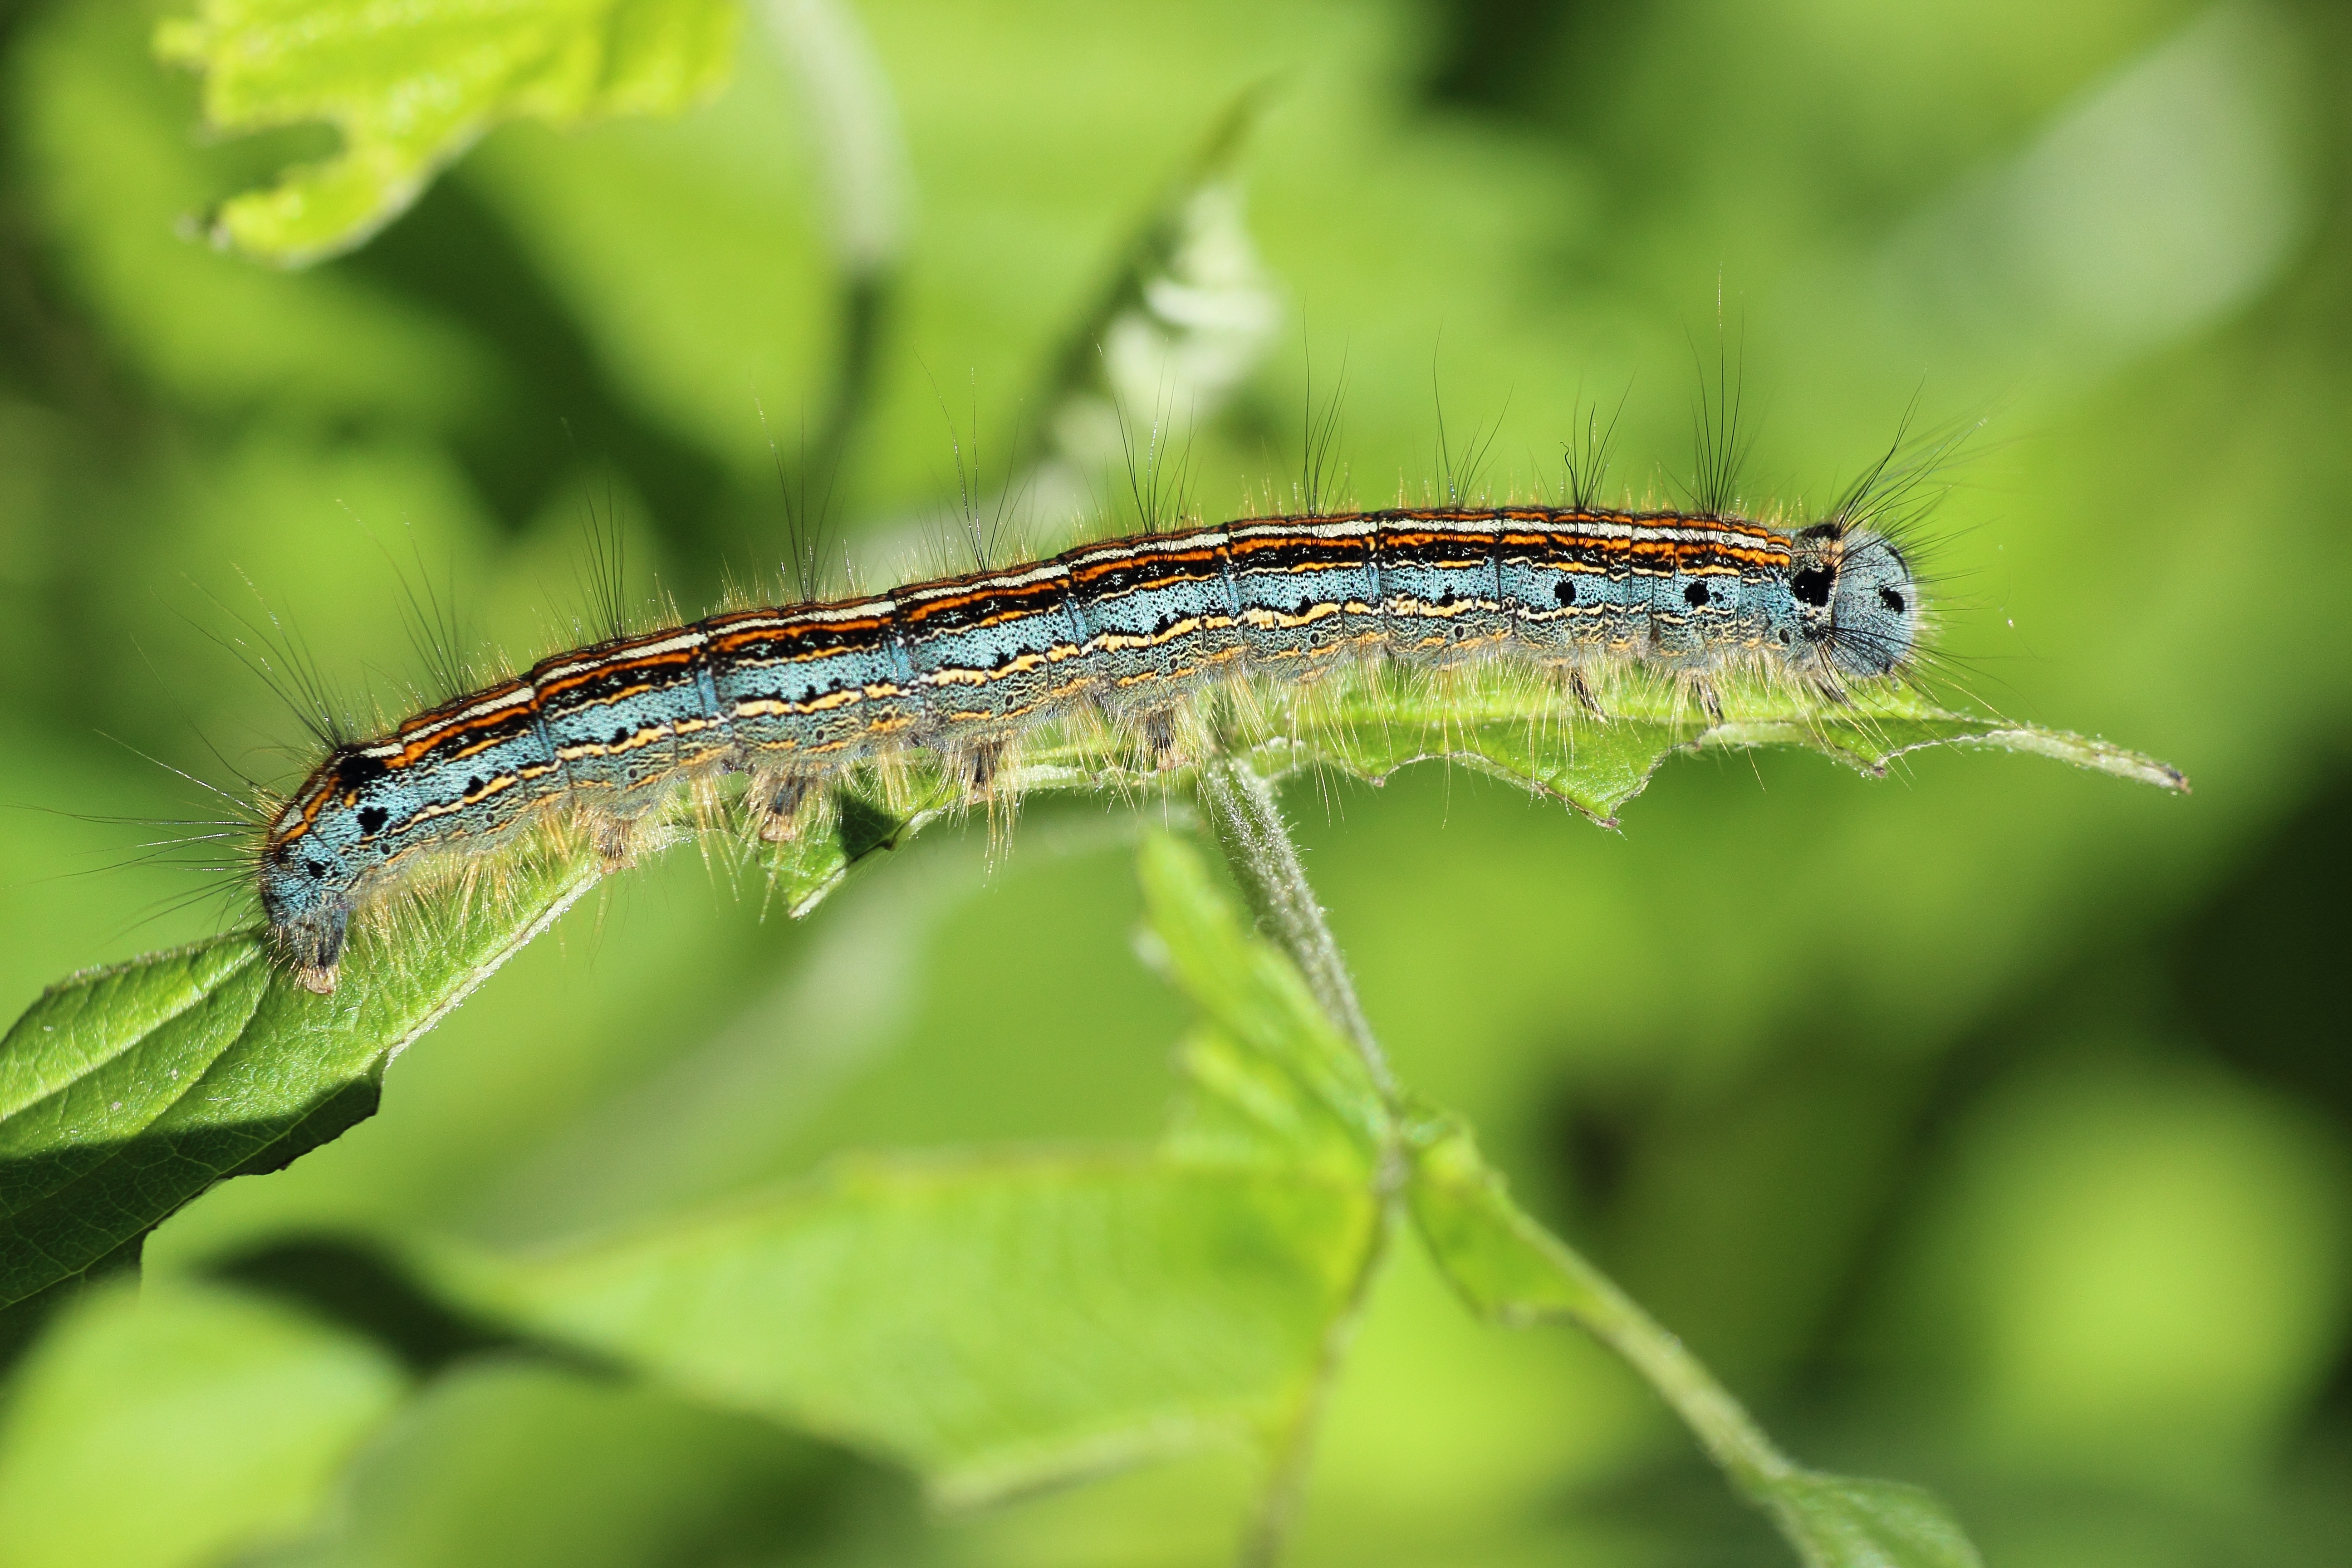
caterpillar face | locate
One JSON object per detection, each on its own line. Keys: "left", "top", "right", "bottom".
{"left": 258, "top": 848, "right": 352, "bottom": 993}
{"left": 259, "top": 830, "right": 345, "bottom": 923}
{"left": 259, "top": 764, "right": 371, "bottom": 993}
{"left": 1792, "top": 525, "right": 1919, "bottom": 678}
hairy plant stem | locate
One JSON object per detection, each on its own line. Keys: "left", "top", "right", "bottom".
{"left": 1196, "top": 756, "right": 1404, "bottom": 1568}
{"left": 1193, "top": 759, "right": 1390, "bottom": 1089}
{"left": 1193, "top": 757, "right": 1804, "bottom": 1561}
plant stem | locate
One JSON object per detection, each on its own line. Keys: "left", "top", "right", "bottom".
{"left": 1529, "top": 1231, "right": 1794, "bottom": 1494}
{"left": 1194, "top": 757, "right": 1392, "bottom": 1095}
{"left": 1196, "top": 755, "right": 1403, "bottom": 1568}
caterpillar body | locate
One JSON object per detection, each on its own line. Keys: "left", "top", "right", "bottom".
{"left": 260, "top": 505, "right": 1921, "bottom": 992}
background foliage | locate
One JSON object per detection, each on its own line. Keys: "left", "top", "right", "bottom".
{"left": 0, "top": 0, "right": 2346, "bottom": 1564}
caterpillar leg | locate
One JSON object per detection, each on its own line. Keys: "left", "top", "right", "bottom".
{"left": 963, "top": 740, "right": 1005, "bottom": 799}
{"left": 746, "top": 770, "right": 816, "bottom": 843}
{"left": 1138, "top": 707, "right": 1180, "bottom": 769}
{"left": 1684, "top": 674, "right": 1725, "bottom": 725}
{"left": 590, "top": 813, "right": 640, "bottom": 874}
{"left": 1567, "top": 666, "right": 1608, "bottom": 720}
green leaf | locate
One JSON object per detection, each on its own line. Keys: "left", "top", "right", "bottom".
{"left": 153, "top": 0, "right": 741, "bottom": 266}
{"left": 0, "top": 1278, "right": 408, "bottom": 1568}
{"left": 21, "top": 2, "right": 500, "bottom": 421}
{"left": 429, "top": 1153, "right": 1376, "bottom": 1504}
{"left": 1402, "top": 1102, "right": 1615, "bottom": 1327}
{"left": 0, "top": 780, "right": 959, "bottom": 1310}
{"left": 0, "top": 842, "right": 603, "bottom": 1309}
{"left": 1164, "top": 1026, "right": 1371, "bottom": 1178}
{"left": 1405, "top": 1107, "right": 1985, "bottom": 1568}
{"left": 755, "top": 773, "right": 951, "bottom": 916}
{"left": 1244, "top": 666, "right": 2186, "bottom": 827}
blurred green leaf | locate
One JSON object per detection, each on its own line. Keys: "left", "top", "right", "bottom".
{"left": 376, "top": 827, "right": 1999, "bottom": 1558}
{"left": 1163, "top": 1025, "right": 1370, "bottom": 1179}
{"left": 421, "top": 832, "right": 1382, "bottom": 1504}
{"left": 1012, "top": 87, "right": 1283, "bottom": 539}
{"left": 1403, "top": 1107, "right": 1612, "bottom": 1326}
{"left": 245, "top": 1360, "right": 917, "bottom": 1568}
{"left": 0, "top": 1278, "right": 407, "bottom": 1568}
{"left": 19, "top": 3, "right": 496, "bottom": 420}
{"left": 433, "top": 1154, "right": 1375, "bottom": 1505}
{"left": 154, "top": 0, "right": 741, "bottom": 266}
{"left": 1407, "top": 1109, "right": 1984, "bottom": 1568}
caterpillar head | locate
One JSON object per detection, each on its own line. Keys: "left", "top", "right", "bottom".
{"left": 1791, "top": 524, "right": 1920, "bottom": 678}
{"left": 258, "top": 858, "right": 352, "bottom": 995}
{"left": 258, "top": 768, "right": 364, "bottom": 994}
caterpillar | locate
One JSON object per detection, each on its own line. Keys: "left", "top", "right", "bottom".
{"left": 258, "top": 501, "right": 1923, "bottom": 994}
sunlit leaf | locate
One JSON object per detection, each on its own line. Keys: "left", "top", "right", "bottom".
{"left": 1245, "top": 666, "right": 2186, "bottom": 826}
{"left": 21, "top": 2, "right": 498, "bottom": 421}
{"left": 154, "top": 0, "right": 741, "bottom": 265}
{"left": 0, "top": 843, "right": 602, "bottom": 1309}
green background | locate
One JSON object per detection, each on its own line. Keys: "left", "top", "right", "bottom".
{"left": 0, "top": 0, "right": 2347, "bottom": 1563}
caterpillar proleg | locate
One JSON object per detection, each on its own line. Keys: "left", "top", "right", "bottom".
{"left": 258, "top": 499, "right": 1923, "bottom": 993}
